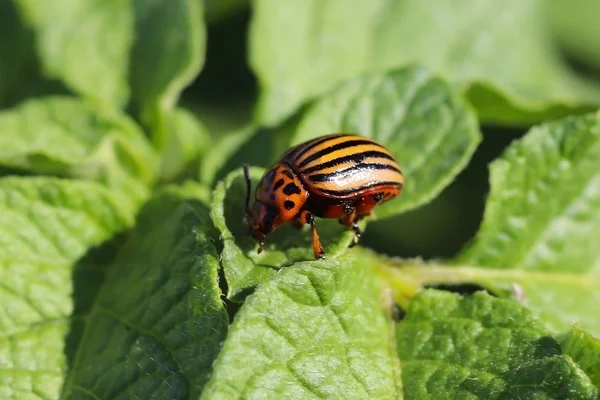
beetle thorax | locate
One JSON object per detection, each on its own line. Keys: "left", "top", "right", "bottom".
{"left": 256, "top": 163, "right": 310, "bottom": 221}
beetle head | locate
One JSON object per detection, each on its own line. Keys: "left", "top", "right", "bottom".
{"left": 243, "top": 164, "right": 279, "bottom": 253}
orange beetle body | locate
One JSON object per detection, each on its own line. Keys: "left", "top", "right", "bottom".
{"left": 244, "top": 133, "right": 404, "bottom": 259}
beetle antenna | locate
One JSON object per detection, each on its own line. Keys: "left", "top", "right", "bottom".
{"left": 243, "top": 163, "right": 252, "bottom": 215}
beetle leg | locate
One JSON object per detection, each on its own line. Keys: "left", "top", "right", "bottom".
{"left": 300, "top": 210, "right": 324, "bottom": 259}
{"left": 340, "top": 205, "right": 361, "bottom": 247}
{"left": 348, "top": 221, "right": 361, "bottom": 247}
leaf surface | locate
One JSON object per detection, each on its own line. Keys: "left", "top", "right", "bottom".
{"left": 458, "top": 112, "right": 600, "bottom": 273}
{"left": 559, "top": 326, "right": 600, "bottom": 389}
{"left": 548, "top": 0, "right": 600, "bottom": 72}
{"left": 160, "top": 108, "right": 211, "bottom": 181}
{"left": 294, "top": 66, "right": 481, "bottom": 218}
{"left": 14, "top": 0, "right": 132, "bottom": 108}
{"left": 0, "top": 96, "right": 158, "bottom": 205}
{"left": 62, "top": 185, "right": 228, "bottom": 399}
{"left": 130, "top": 0, "right": 206, "bottom": 149}
{"left": 250, "top": 0, "right": 600, "bottom": 125}
{"left": 0, "top": 177, "right": 136, "bottom": 399}
{"left": 13, "top": 0, "right": 206, "bottom": 149}
{"left": 371, "top": 254, "right": 600, "bottom": 336}
{"left": 397, "top": 290, "right": 598, "bottom": 399}
{"left": 366, "top": 112, "right": 600, "bottom": 336}
{"left": 202, "top": 253, "right": 400, "bottom": 399}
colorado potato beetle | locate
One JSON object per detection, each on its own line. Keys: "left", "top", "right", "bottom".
{"left": 243, "top": 133, "right": 404, "bottom": 259}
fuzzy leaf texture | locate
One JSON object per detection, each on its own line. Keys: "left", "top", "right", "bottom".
{"left": 250, "top": 0, "right": 600, "bottom": 126}
{"left": 558, "top": 326, "right": 600, "bottom": 390}
{"left": 61, "top": 186, "right": 228, "bottom": 399}
{"left": 0, "top": 177, "right": 137, "bottom": 399}
{"left": 397, "top": 290, "right": 598, "bottom": 399}
{"left": 371, "top": 112, "right": 600, "bottom": 336}
{"left": 201, "top": 253, "right": 400, "bottom": 399}
{"left": 0, "top": 96, "right": 158, "bottom": 206}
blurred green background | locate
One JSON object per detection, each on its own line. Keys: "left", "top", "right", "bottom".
{"left": 180, "top": 1, "right": 600, "bottom": 260}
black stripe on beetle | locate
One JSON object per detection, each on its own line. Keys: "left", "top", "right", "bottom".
{"left": 297, "top": 139, "right": 381, "bottom": 169}
{"left": 282, "top": 170, "right": 294, "bottom": 179}
{"left": 318, "top": 181, "right": 402, "bottom": 196}
{"left": 292, "top": 134, "right": 347, "bottom": 161}
{"left": 301, "top": 151, "right": 396, "bottom": 174}
{"left": 283, "top": 182, "right": 302, "bottom": 195}
{"left": 309, "top": 163, "right": 402, "bottom": 182}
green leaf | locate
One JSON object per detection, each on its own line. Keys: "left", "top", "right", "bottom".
{"left": 201, "top": 254, "right": 401, "bottom": 399}
{"left": 160, "top": 108, "right": 211, "bottom": 181}
{"left": 14, "top": 0, "right": 132, "bottom": 108}
{"left": 0, "top": 177, "right": 137, "bottom": 399}
{"left": 371, "top": 253, "right": 600, "bottom": 337}
{"left": 0, "top": 0, "right": 36, "bottom": 106}
{"left": 367, "top": 112, "right": 600, "bottom": 337}
{"left": 250, "top": 0, "right": 600, "bottom": 126}
{"left": 62, "top": 185, "right": 228, "bottom": 399}
{"left": 0, "top": 96, "right": 158, "bottom": 205}
{"left": 458, "top": 112, "right": 600, "bottom": 272}
{"left": 130, "top": 0, "right": 206, "bottom": 150}
{"left": 548, "top": 0, "right": 600, "bottom": 72}
{"left": 397, "top": 290, "right": 598, "bottom": 399}
{"left": 294, "top": 66, "right": 481, "bottom": 219}
{"left": 211, "top": 167, "right": 358, "bottom": 300}
{"left": 13, "top": 0, "right": 205, "bottom": 148}
{"left": 559, "top": 326, "right": 600, "bottom": 389}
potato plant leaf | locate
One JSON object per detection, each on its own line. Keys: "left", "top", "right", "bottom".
{"left": 129, "top": 0, "right": 206, "bottom": 150}
{"left": 458, "top": 112, "right": 600, "bottom": 272}
{"left": 250, "top": 0, "right": 600, "bottom": 126}
{"left": 558, "top": 326, "right": 600, "bottom": 389}
{"left": 13, "top": 0, "right": 206, "bottom": 151}
{"left": 294, "top": 66, "right": 481, "bottom": 218}
{"left": 62, "top": 185, "right": 228, "bottom": 399}
{"left": 548, "top": 0, "right": 600, "bottom": 72}
{"left": 0, "top": 96, "right": 158, "bottom": 207}
{"left": 14, "top": 0, "right": 133, "bottom": 108}
{"left": 397, "top": 290, "right": 598, "bottom": 399}
{"left": 160, "top": 107, "right": 211, "bottom": 181}
{"left": 201, "top": 254, "right": 401, "bottom": 399}
{"left": 372, "top": 252, "right": 600, "bottom": 338}
{"left": 0, "top": 177, "right": 137, "bottom": 399}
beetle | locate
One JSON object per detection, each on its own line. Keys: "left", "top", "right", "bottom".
{"left": 243, "top": 133, "right": 404, "bottom": 259}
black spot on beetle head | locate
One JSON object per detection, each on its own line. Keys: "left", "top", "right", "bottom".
{"left": 284, "top": 200, "right": 295, "bottom": 210}
{"left": 283, "top": 182, "right": 301, "bottom": 196}
{"left": 273, "top": 178, "right": 285, "bottom": 191}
